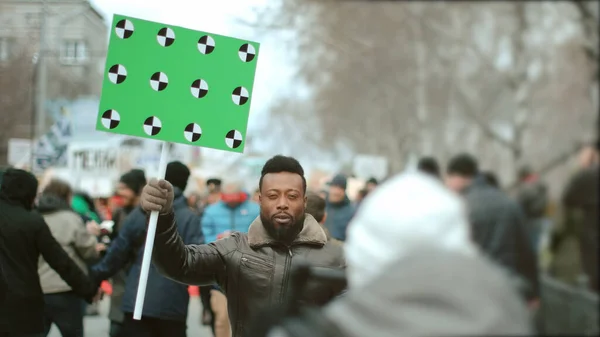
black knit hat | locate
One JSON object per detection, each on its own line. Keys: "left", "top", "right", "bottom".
{"left": 165, "top": 161, "right": 190, "bottom": 191}
{"left": 119, "top": 169, "right": 147, "bottom": 195}
{"left": 0, "top": 168, "right": 39, "bottom": 210}
{"left": 447, "top": 153, "right": 479, "bottom": 177}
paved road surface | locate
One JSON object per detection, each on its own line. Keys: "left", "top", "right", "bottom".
{"left": 48, "top": 296, "right": 212, "bottom": 337}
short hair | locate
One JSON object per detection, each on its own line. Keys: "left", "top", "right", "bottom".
{"left": 417, "top": 157, "right": 440, "bottom": 178}
{"left": 447, "top": 153, "right": 479, "bottom": 178}
{"left": 206, "top": 178, "right": 222, "bottom": 187}
{"left": 43, "top": 179, "right": 73, "bottom": 202}
{"left": 481, "top": 171, "right": 500, "bottom": 188}
{"left": 306, "top": 192, "right": 326, "bottom": 223}
{"left": 259, "top": 155, "right": 307, "bottom": 193}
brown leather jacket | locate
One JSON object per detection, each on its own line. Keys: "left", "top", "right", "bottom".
{"left": 152, "top": 212, "right": 346, "bottom": 337}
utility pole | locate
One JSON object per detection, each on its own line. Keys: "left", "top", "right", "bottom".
{"left": 35, "top": 0, "right": 49, "bottom": 140}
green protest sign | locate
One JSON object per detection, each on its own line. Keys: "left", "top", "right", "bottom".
{"left": 96, "top": 15, "right": 260, "bottom": 153}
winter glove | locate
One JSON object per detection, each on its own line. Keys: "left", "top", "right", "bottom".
{"left": 140, "top": 178, "right": 174, "bottom": 215}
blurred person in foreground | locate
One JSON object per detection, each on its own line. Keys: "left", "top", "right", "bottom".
{"left": 0, "top": 169, "right": 99, "bottom": 337}
{"left": 515, "top": 165, "right": 549, "bottom": 252}
{"left": 323, "top": 172, "right": 533, "bottom": 336}
{"left": 445, "top": 154, "right": 539, "bottom": 307}
{"left": 37, "top": 180, "right": 105, "bottom": 337}
{"left": 199, "top": 180, "right": 260, "bottom": 337}
{"left": 558, "top": 141, "right": 599, "bottom": 293}
{"left": 90, "top": 162, "right": 203, "bottom": 337}
{"left": 139, "top": 155, "right": 346, "bottom": 337}
{"left": 417, "top": 156, "right": 441, "bottom": 179}
{"left": 105, "top": 169, "right": 147, "bottom": 337}
{"left": 324, "top": 174, "right": 355, "bottom": 242}
{"left": 306, "top": 192, "right": 342, "bottom": 246}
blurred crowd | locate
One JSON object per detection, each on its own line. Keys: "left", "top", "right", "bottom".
{"left": 0, "top": 139, "right": 598, "bottom": 337}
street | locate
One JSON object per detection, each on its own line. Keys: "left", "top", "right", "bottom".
{"left": 48, "top": 297, "right": 212, "bottom": 337}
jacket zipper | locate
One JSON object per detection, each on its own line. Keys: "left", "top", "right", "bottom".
{"left": 280, "top": 245, "right": 293, "bottom": 303}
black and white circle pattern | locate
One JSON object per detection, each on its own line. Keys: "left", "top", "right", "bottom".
{"left": 150, "top": 72, "right": 169, "bottom": 91}
{"left": 238, "top": 43, "right": 256, "bottom": 62}
{"left": 231, "top": 87, "right": 249, "bottom": 105}
{"left": 157, "top": 27, "right": 175, "bottom": 47}
{"left": 143, "top": 116, "right": 162, "bottom": 136}
{"left": 184, "top": 123, "right": 202, "bottom": 142}
{"left": 108, "top": 64, "right": 127, "bottom": 84}
{"left": 197, "top": 35, "right": 215, "bottom": 55}
{"left": 190, "top": 79, "right": 209, "bottom": 98}
{"left": 101, "top": 109, "right": 120, "bottom": 130}
{"left": 115, "top": 19, "right": 134, "bottom": 39}
{"left": 225, "top": 130, "right": 243, "bottom": 149}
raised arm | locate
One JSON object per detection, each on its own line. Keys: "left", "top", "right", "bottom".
{"left": 141, "top": 179, "right": 235, "bottom": 286}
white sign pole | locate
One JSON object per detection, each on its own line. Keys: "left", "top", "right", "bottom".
{"left": 133, "top": 141, "right": 170, "bottom": 320}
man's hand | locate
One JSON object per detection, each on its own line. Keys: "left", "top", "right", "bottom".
{"left": 140, "top": 178, "right": 174, "bottom": 215}
{"left": 95, "top": 243, "right": 107, "bottom": 253}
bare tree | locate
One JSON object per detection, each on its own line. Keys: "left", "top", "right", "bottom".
{"left": 251, "top": 1, "right": 597, "bottom": 191}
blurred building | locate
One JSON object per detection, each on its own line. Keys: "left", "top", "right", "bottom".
{"left": 0, "top": 0, "right": 108, "bottom": 165}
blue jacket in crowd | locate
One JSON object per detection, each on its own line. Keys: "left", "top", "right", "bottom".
{"left": 324, "top": 196, "right": 356, "bottom": 241}
{"left": 90, "top": 187, "right": 204, "bottom": 321}
{"left": 202, "top": 200, "right": 260, "bottom": 243}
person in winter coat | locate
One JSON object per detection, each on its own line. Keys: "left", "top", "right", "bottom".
{"left": 324, "top": 174, "right": 355, "bottom": 241}
{"left": 105, "top": 169, "right": 147, "bottom": 337}
{"left": 445, "top": 154, "right": 540, "bottom": 305}
{"left": 516, "top": 165, "right": 549, "bottom": 251}
{"left": 139, "top": 155, "right": 346, "bottom": 337}
{"left": 560, "top": 142, "right": 599, "bottom": 293}
{"left": 200, "top": 181, "right": 260, "bottom": 337}
{"left": 90, "top": 162, "right": 204, "bottom": 337}
{"left": 0, "top": 169, "right": 99, "bottom": 337}
{"left": 37, "top": 179, "right": 102, "bottom": 337}
{"left": 306, "top": 192, "right": 342, "bottom": 246}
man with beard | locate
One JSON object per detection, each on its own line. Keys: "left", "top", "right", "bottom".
{"left": 140, "top": 155, "right": 346, "bottom": 337}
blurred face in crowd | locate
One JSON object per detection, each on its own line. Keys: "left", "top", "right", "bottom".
{"left": 116, "top": 182, "right": 137, "bottom": 207}
{"left": 328, "top": 185, "right": 346, "bottom": 203}
{"left": 252, "top": 189, "right": 260, "bottom": 203}
{"left": 366, "top": 182, "right": 377, "bottom": 192}
{"left": 444, "top": 174, "right": 471, "bottom": 193}
{"left": 206, "top": 191, "right": 221, "bottom": 205}
{"left": 259, "top": 172, "right": 306, "bottom": 244}
{"left": 578, "top": 145, "right": 599, "bottom": 169}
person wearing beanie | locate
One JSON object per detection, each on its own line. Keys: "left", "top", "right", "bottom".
{"left": 323, "top": 171, "right": 533, "bottom": 336}
{"left": 445, "top": 153, "right": 540, "bottom": 310}
{"left": 90, "top": 162, "right": 204, "bottom": 337}
{"left": 0, "top": 169, "right": 99, "bottom": 336}
{"left": 324, "top": 174, "right": 356, "bottom": 241}
{"left": 103, "top": 168, "right": 147, "bottom": 336}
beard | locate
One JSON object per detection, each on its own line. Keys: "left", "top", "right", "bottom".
{"left": 261, "top": 213, "right": 305, "bottom": 245}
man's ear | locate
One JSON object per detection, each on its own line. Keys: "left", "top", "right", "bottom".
{"left": 321, "top": 212, "right": 327, "bottom": 224}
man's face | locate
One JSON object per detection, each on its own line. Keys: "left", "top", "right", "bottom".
{"left": 259, "top": 172, "right": 306, "bottom": 244}
{"left": 116, "top": 182, "right": 137, "bottom": 207}
{"left": 444, "top": 174, "right": 469, "bottom": 193}
{"left": 328, "top": 185, "right": 345, "bottom": 203}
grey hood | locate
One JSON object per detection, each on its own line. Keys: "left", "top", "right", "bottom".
{"left": 325, "top": 245, "right": 534, "bottom": 336}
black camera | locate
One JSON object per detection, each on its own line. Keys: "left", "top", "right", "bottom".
{"left": 246, "top": 262, "right": 347, "bottom": 337}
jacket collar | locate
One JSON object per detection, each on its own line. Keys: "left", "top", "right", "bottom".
{"left": 248, "top": 214, "right": 328, "bottom": 248}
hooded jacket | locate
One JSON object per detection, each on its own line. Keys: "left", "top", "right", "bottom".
{"left": 329, "top": 172, "right": 533, "bottom": 336}
{"left": 202, "top": 199, "right": 260, "bottom": 243}
{"left": 0, "top": 169, "right": 97, "bottom": 334}
{"left": 37, "top": 193, "right": 99, "bottom": 294}
{"left": 324, "top": 196, "right": 355, "bottom": 242}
